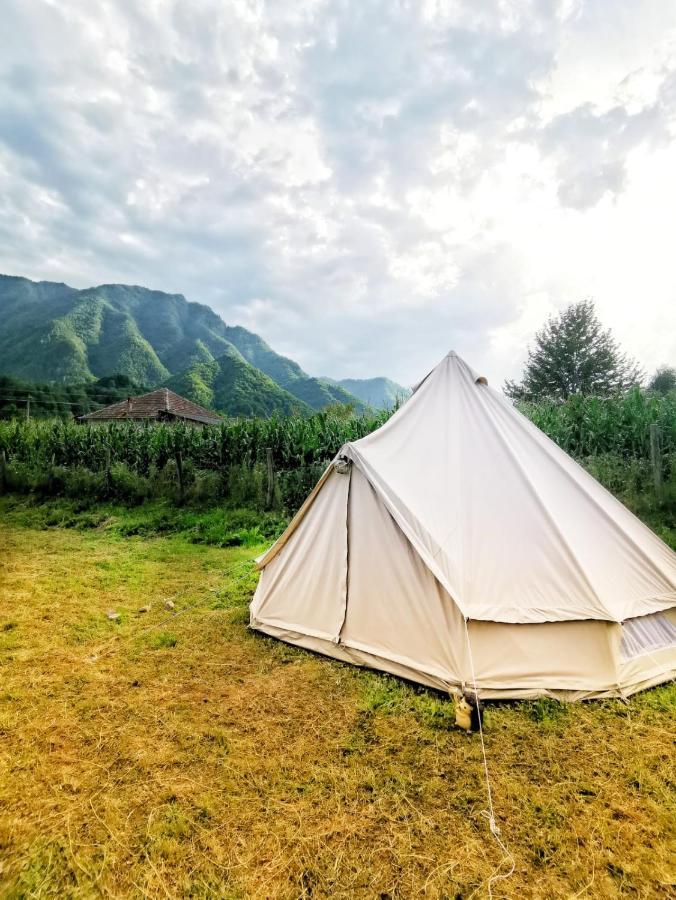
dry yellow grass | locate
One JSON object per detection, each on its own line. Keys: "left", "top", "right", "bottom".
{"left": 0, "top": 511, "right": 674, "bottom": 898}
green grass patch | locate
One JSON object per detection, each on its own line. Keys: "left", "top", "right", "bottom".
{"left": 0, "top": 494, "right": 287, "bottom": 547}
{"left": 151, "top": 631, "right": 179, "bottom": 649}
{"left": 0, "top": 487, "right": 675, "bottom": 898}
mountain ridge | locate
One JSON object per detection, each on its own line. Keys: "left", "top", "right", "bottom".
{"left": 0, "top": 274, "right": 403, "bottom": 415}
{"left": 166, "top": 348, "right": 313, "bottom": 418}
{"left": 322, "top": 376, "right": 410, "bottom": 409}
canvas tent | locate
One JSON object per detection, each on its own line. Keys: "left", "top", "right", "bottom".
{"left": 250, "top": 352, "right": 676, "bottom": 700}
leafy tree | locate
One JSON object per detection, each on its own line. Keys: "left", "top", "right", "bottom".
{"left": 648, "top": 365, "right": 676, "bottom": 395}
{"left": 0, "top": 374, "right": 149, "bottom": 420}
{"left": 504, "top": 300, "right": 643, "bottom": 401}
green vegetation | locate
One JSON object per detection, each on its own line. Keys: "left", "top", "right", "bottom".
{"left": 0, "top": 495, "right": 287, "bottom": 546}
{"left": 222, "top": 324, "right": 361, "bottom": 410}
{"left": 505, "top": 299, "right": 643, "bottom": 401}
{"left": 0, "top": 409, "right": 384, "bottom": 469}
{"left": 1, "top": 390, "right": 674, "bottom": 536}
{"left": 0, "top": 274, "right": 363, "bottom": 415}
{"left": 649, "top": 365, "right": 676, "bottom": 395}
{"left": 166, "top": 347, "right": 313, "bottom": 417}
{"left": 519, "top": 386, "right": 675, "bottom": 457}
{"left": 0, "top": 506, "right": 673, "bottom": 897}
{"left": 0, "top": 373, "right": 149, "bottom": 420}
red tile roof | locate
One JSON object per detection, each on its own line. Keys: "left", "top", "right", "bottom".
{"left": 80, "top": 388, "right": 222, "bottom": 425}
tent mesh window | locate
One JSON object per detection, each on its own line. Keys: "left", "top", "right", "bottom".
{"left": 620, "top": 611, "right": 676, "bottom": 661}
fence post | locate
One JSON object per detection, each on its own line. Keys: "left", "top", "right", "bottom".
{"left": 266, "top": 448, "right": 275, "bottom": 510}
{"left": 649, "top": 423, "right": 663, "bottom": 501}
{"left": 105, "top": 448, "right": 112, "bottom": 494}
{"left": 175, "top": 449, "right": 185, "bottom": 503}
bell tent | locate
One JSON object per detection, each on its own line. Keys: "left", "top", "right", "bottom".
{"left": 250, "top": 352, "right": 676, "bottom": 700}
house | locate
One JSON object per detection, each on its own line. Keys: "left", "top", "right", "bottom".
{"left": 79, "top": 388, "right": 222, "bottom": 426}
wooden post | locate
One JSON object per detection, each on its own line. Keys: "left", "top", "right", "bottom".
{"left": 266, "top": 448, "right": 275, "bottom": 510}
{"left": 26, "top": 395, "right": 30, "bottom": 422}
{"left": 649, "top": 423, "right": 663, "bottom": 501}
{"left": 175, "top": 449, "right": 185, "bottom": 503}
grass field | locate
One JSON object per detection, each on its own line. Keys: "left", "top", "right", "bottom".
{"left": 0, "top": 497, "right": 674, "bottom": 898}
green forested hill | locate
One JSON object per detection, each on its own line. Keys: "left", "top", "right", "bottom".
{"left": 0, "top": 374, "right": 150, "bottom": 419}
{"left": 166, "top": 348, "right": 312, "bottom": 418}
{"left": 0, "top": 275, "right": 365, "bottom": 416}
{"left": 223, "top": 325, "right": 360, "bottom": 409}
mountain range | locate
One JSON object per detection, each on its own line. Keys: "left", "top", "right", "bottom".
{"left": 322, "top": 376, "right": 409, "bottom": 410}
{"left": 0, "top": 275, "right": 407, "bottom": 416}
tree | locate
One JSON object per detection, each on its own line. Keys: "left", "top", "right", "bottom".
{"left": 648, "top": 365, "right": 676, "bottom": 395}
{"left": 504, "top": 300, "right": 643, "bottom": 402}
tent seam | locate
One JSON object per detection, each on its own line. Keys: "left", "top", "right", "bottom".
{"left": 335, "top": 465, "right": 352, "bottom": 644}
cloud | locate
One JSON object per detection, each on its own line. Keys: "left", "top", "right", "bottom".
{"left": 540, "top": 91, "right": 672, "bottom": 210}
{"left": 0, "top": 0, "right": 675, "bottom": 387}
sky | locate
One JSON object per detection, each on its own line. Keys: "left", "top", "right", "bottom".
{"left": 1, "top": 0, "right": 675, "bottom": 387}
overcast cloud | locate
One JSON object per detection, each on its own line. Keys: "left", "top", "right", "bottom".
{"left": 1, "top": 0, "right": 675, "bottom": 386}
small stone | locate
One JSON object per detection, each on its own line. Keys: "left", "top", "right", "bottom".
{"left": 164, "top": 600, "right": 175, "bottom": 610}
{"left": 106, "top": 610, "right": 121, "bottom": 622}
{"left": 138, "top": 605, "right": 152, "bottom": 614}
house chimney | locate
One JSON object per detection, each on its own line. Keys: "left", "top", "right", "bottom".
{"left": 164, "top": 388, "right": 169, "bottom": 411}
{"left": 127, "top": 396, "right": 133, "bottom": 417}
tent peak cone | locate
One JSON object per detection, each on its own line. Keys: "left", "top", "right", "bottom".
{"left": 250, "top": 354, "right": 676, "bottom": 700}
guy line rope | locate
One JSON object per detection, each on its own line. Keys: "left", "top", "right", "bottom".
{"left": 462, "top": 616, "right": 516, "bottom": 898}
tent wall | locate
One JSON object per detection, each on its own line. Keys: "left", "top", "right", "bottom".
{"left": 249, "top": 623, "right": 456, "bottom": 693}
{"left": 348, "top": 353, "right": 675, "bottom": 624}
{"left": 251, "top": 463, "right": 469, "bottom": 686}
{"left": 251, "top": 459, "right": 675, "bottom": 700}
{"left": 467, "top": 619, "right": 620, "bottom": 698}
{"left": 251, "top": 468, "right": 349, "bottom": 641}
{"left": 339, "top": 466, "right": 467, "bottom": 685}
{"left": 252, "top": 619, "right": 675, "bottom": 700}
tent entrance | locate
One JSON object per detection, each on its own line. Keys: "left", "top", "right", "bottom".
{"left": 336, "top": 465, "right": 467, "bottom": 686}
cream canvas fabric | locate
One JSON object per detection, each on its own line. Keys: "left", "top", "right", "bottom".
{"left": 250, "top": 352, "right": 676, "bottom": 699}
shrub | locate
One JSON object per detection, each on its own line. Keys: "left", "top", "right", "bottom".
{"left": 108, "top": 464, "right": 150, "bottom": 505}
{"left": 225, "top": 463, "right": 267, "bottom": 508}
{"left": 185, "top": 470, "right": 223, "bottom": 505}
{"left": 277, "top": 463, "right": 327, "bottom": 512}
{"left": 62, "top": 466, "right": 106, "bottom": 500}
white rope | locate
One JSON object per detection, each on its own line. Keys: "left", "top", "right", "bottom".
{"left": 462, "top": 617, "right": 516, "bottom": 898}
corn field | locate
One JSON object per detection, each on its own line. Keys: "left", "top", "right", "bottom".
{"left": 520, "top": 388, "right": 675, "bottom": 459}
{"left": 0, "top": 390, "right": 673, "bottom": 511}
{"left": 0, "top": 408, "right": 391, "bottom": 473}
{"left": 1, "top": 388, "right": 673, "bottom": 469}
